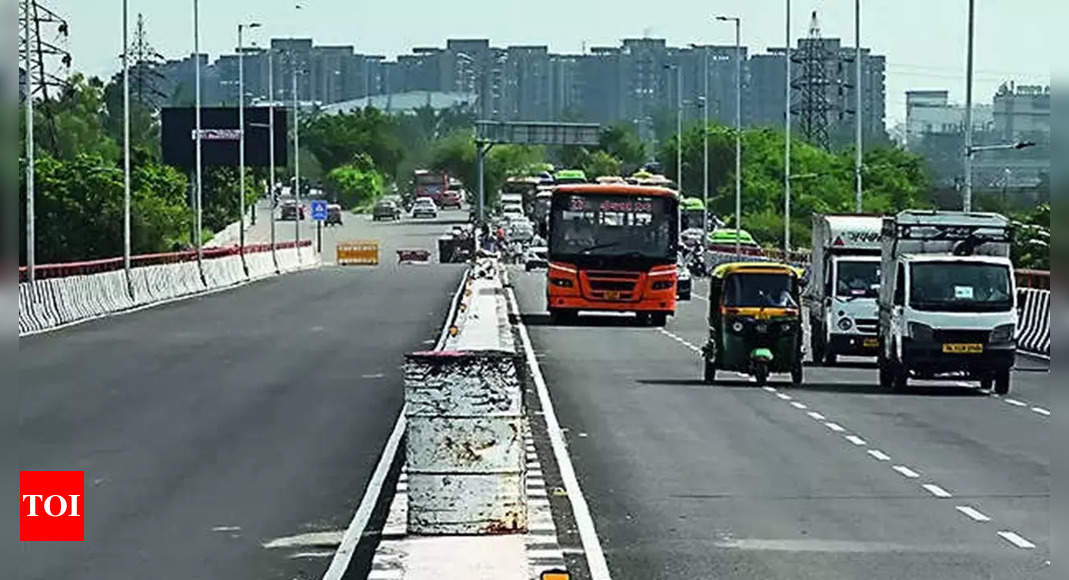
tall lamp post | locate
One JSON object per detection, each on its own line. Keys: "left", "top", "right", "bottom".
{"left": 122, "top": 0, "right": 132, "bottom": 295}
{"left": 24, "top": 0, "right": 35, "bottom": 284}
{"left": 783, "top": 0, "right": 793, "bottom": 256}
{"left": 238, "top": 22, "right": 261, "bottom": 274}
{"left": 717, "top": 15, "right": 742, "bottom": 256}
{"left": 854, "top": 0, "right": 863, "bottom": 212}
{"left": 664, "top": 64, "right": 683, "bottom": 195}
{"left": 193, "top": 0, "right": 203, "bottom": 271}
{"left": 963, "top": 0, "right": 976, "bottom": 212}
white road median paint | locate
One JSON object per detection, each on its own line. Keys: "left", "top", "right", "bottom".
{"left": 509, "top": 288, "right": 613, "bottom": 580}
{"left": 997, "top": 531, "right": 1036, "bottom": 549}
{"left": 955, "top": 506, "right": 991, "bottom": 522}
{"left": 824, "top": 422, "right": 846, "bottom": 433}
{"left": 892, "top": 465, "right": 921, "bottom": 479}
{"left": 867, "top": 450, "right": 891, "bottom": 462}
{"left": 844, "top": 435, "right": 867, "bottom": 446}
{"left": 922, "top": 484, "right": 953, "bottom": 498}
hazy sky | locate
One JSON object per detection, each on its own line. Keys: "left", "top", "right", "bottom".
{"left": 50, "top": 1, "right": 1057, "bottom": 125}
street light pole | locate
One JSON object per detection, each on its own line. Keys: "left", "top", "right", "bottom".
{"left": 267, "top": 49, "right": 278, "bottom": 270}
{"left": 784, "top": 0, "right": 792, "bottom": 256}
{"left": 194, "top": 0, "right": 203, "bottom": 271}
{"left": 23, "top": 0, "right": 35, "bottom": 284}
{"left": 963, "top": 0, "right": 976, "bottom": 212}
{"left": 123, "top": 0, "right": 132, "bottom": 295}
{"left": 854, "top": 0, "right": 863, "bottom": 212}
{"left": 675, "top": 65, "right": 682, "bottom": 195}
{"left": 238, "top": 22, "right": 261, "bottom": 275}
{"left": 293, "top": 64, "right": 301, "bottom": 248}
{"left": 703, "top": 47, "right": 709, "bottom": 234}
{"left": 717, "top": 16, "right": 742, "bottom": 256}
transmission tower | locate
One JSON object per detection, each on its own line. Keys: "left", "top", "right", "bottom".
{"left": 19, "top": 0, "right": 72, "bottom": 151}
{"left": 790, "top": 10, "right": 837, "bottom": 150}
{"left": 129, "top": 13, "right": 168, "bottom": 108}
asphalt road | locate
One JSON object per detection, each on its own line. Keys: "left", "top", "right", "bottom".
{"left": 512, "top": 270, "right": 1050, "bottom": 580}
{"left": 14, "top": 212, "right": 468, "bottom": 580}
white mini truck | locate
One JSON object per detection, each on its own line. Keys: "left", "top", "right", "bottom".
{"left": 877, "top": 210, "right": 1017, "bottom": 394}
{"left": 805, "top": 214, "right": 884, "bottom": 364}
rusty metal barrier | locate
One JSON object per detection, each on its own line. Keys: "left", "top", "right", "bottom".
{"left": 336, "top": 240, "right": 380, "bottom": 266}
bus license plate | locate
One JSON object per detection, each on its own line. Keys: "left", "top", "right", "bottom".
{"left": 942, "top": 343, "right": 983, "bottom": 354}
{"left": 605, "top": 291, "right": 621, "bottom": 300}
{"left": 863, "top": 338, "right": 879, "bottom": 348}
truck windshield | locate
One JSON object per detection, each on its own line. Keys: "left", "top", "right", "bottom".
{"left": 836, "top": 261, "right": 880, "bottom": 298}
{"left": 550, "top": 194, "right": 677, "bottom": 260}
{"left": 909, "top": 262, "right": 1012, "bottom": 312}
{"left": 724, "top": 274, "right": 797, "bottom": 308}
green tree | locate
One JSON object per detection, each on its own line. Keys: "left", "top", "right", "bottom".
{"left": 300, "top": 107, "right": 405, "bottom": 176}
{"left": 326, "top": 153, "right": 386, "bottom": 210}
{"left": 582, "top": 151, "right": 622, "bottom": 179}
{"left": 596, "top": 123, "right": 647, "bottom": 172}
{"left": 429, "top": 131, "right": 545, "bottom": 207}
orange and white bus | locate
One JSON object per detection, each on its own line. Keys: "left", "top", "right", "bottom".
{"left": 546, "top": 184, "right": 681, "bottom": 326}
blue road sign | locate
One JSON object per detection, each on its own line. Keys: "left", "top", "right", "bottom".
{"left": 310, "top": 200, "right": 328, "bottom": 221}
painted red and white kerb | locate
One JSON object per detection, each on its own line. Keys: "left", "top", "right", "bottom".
{"left": 20, "top": 471, "right": 85, "bottom": 542}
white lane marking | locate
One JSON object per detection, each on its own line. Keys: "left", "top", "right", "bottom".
{"left": 1031, "top": 407, "right": 1051, "bottom": 417}
{"left": 807, "top": 411, "right": 826, "bottom": 421}
{"left": 997, "top": 531, "right": 1036, "bottom": 550}
{"left": 892, "top": 465, "right": 921, "bottom": 479}
{"left": 367, "top": 570, "right": 404, "bottom": 580}
{"left": 290, "top": 551, "right": 336, "bottom": 559}
{"left": 867, "top": 449, "right": 892, "bottom": 461}
{"left": 1004, "top": 399, "right": 1028, "bottom": 407}
{"left": 509, "top": 288, "right": 613, "bottom": 580}
{"left": 790, "top": 401, "right": 808, "bottom": 410}
{"left": 922, "top": 484, "right": 953, "bottom": 498}
{"left": 211, "top": 526, "right": 241, "bottom": 532}
{"left": 844, "top": 435, "right": 867, "bottom": 446}
{"left": 956, "top": 506, "right": 992, "bottom": 522}
{"left": 776, "top": 393, "right": 793, "bottom": 401}
{"left": 265, "top": 531, "right": 344, "bottom": 549}
{"left": 763, "top": 386, "right": 778, "bottom": 393}
{"left": 824, "top": 422, "right": 846, "bottom": 433}
{"left": 323, "top": 266, "right": 469, "bottom": 579}
{"left": 361, "top": 373, "right": 386, "bottom": 379}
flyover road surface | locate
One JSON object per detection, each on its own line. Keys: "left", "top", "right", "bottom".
{"left": 14, "top": 210, "right": 468, "bottom": 580}
{"left": 512, "top": 270, "right": 1050, "bottom": 580}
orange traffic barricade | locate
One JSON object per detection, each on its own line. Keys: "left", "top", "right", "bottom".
{"left": 337, "top": 240, "right": 380, "bottom": 266}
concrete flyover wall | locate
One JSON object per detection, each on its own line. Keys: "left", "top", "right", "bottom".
{"left": 18, "top": 243, "right": 316, "bottom": 336}
{"left": 404, "top": 258, "right": 527, "bottom": 535}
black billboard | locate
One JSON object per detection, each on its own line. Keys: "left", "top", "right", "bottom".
{"left": 161, "top": 107, "right": 288, "bottom": 169}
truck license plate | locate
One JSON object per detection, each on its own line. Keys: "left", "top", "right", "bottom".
{"left": 605, "top": 291, "right": 620, "bottom": 300}
{"left": 942, "top": 343, "right": 983, "bottom": 354}
{"left": 863, "top": 338, "right": 879, "bottom": 348}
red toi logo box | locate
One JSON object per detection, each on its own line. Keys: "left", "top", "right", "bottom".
{"left": 20, "top": 471, "right": 85, "bottom": 542}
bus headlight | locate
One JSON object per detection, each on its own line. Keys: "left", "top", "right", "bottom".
{"left": 990, "top": 324, "right": 1015, "bottom": 344}
{"left": 837, "top": 317, "right": 854, "bottom": 331}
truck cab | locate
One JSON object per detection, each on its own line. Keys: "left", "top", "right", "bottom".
{"left": 878, "top": 211, "right": 1017, "bottom": 394}
{"left": 806, "top": 214, "right": 883, "bottom": 364}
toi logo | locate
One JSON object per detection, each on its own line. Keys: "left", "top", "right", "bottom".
{"left": 20, "top": 471, "right": 84, "bottom": 541}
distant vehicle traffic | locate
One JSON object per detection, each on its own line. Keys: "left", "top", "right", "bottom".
{"left": 805, "top": 214, "right": 883, "bottom": 364}
{"left": 707, "top": 229, "right": 764, "bottom": 257}
{"left": 373, "top": 199, "right": 402, "bottom": 221}
{"left": 524, "top": 246, "right": 549, "bottom": 271}
{"left": 440, "top": 179, "right": 464, "bottom": 208}
{"left": 411, "top": 197, "right": 439, "bottom": 219}
{"left": 877, "top": 211, "right": 1017, "bottom": 394}
{"left": 546, "top": 183, "right": 680, "bottom": 326}
{"left": 326, "top": 203, "right": 344, "bottom": 226}
{"left": 676, "top": 255, "right": 692, "bottom": 300}
{"left": 279, "top": 199, "right": 305, "bottom": 221}
{"left": 554, "top": 169, "right": 588, "bottom": 185}
{"left": 413, "top": 169, "right": 449, "bottom": 203}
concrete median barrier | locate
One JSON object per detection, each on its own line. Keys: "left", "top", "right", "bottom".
{"left": 1017, "top": 288, "right": 1050, "bottom": 356}
{"left": 202, "top": 254, "right": 248, "bottom": 290}
{"left": 245, "top": 250, "right": 277, "bottom": 280}
{"left": 403, "top": 258, "right": 527, "bottom": 535}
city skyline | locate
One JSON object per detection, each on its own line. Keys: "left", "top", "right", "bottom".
{"left": 46, "top": 0, "right": 1056, "bottom": 125}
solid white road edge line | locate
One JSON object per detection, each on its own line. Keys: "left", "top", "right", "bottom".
{"left": 322, "top": 268, "right": 467, "bottom": 580}
{"left": 508, "top": 287, "right": 613, "bottom": 580}
{"left": 321, "top": 406, "right": 406, "bottom": 580}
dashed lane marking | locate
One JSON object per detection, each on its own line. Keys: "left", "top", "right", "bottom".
{"left": 867, "top": 449, "right": 892, "bottom": 461}
{"left": 844, "top": 435, "right": 867, "bottom": 446}
{"left": 776, "top": 393, "right": 793, "bottom": 401}
{"left": 892, "top": 465, "right": 921, "bottom": 479}
{"left": 789, "top": 401, "right": 808, "bottom": 410}
{"left": 997, "top": 531, "right": 1036, "bottom": 550}
{"left": 824, "top": 422, "right": 846, "bottom": 433}
{"left": 1031, "top": 407, "right": 1051, "bottom": 417}
{"left": 1004, "top": 398, "right": 1028, "bottom": 407}
{"left": 807, "top": 411, "right": 826, "bottom": 421}
{"left": 956, "top": 506, "right": 992, "bottom": 522}
{"left": 922, "top": 484, "right": 953, "bottom": 498}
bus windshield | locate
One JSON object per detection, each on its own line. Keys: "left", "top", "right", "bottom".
{"left": 550, "top": 193, "right": 677, "bottom": 261}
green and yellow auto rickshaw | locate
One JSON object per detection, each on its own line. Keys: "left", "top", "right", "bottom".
{"left": 702, "top": 262, "right": 805, "bottom": 386}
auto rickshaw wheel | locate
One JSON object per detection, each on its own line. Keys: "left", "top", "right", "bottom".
{"left": 754, "top": 365, "right": 769, "bottom": 386}
{"left": 703, "top": 360, "right": 717, "bottom": 384}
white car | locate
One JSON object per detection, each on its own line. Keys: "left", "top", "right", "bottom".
{"left": 524, "top": 246, "right": 549, "bottom": 271}
{"left": 507, "top": 218, "right": 535, "bottom": 242}
{"left": 412, "top": 198, "right": 439, "bottom": 218}
{"left": 502, "top": 204, "right": 525, "bottom": 219}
